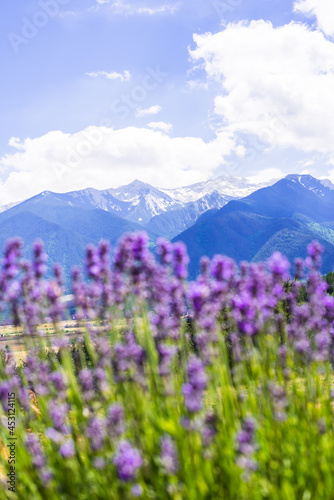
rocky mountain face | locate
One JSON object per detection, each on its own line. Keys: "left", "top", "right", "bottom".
{"left": 0, "top": 176, "right": 274, "bottom": 238}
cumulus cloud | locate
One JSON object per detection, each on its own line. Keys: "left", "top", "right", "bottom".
{"left": 0, "top": 126, "right": 237, "bottom": 204}
{"left": 294, "top": 0, "right": 334, "bottom": 37}
{"left": 135, "top": 105, "right": 162, "bottom": 117}
{"left": 190, "top": 20, "right": 334, "bottom": 156}
{"left": 147, "top": 121, "right": 172, "bottom": 133}
{"left": 86, "top": 70, "right": 131, "bottom": 82}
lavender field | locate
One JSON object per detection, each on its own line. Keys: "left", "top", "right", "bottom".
{"left": 0, "top": 234, "right": 334, "bottom": 499}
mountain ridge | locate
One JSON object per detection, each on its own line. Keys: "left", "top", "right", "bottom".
{"left": 172, "top": 174, "right": 334, "bottom": 277}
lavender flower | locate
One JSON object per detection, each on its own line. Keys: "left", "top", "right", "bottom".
{"left": 79, "top": 368, "right": 94, "bottom": 400}
{"left": 267, "top": 252, "right": 291, "bottom": 282}
{"left": 160, "top": 436, "right": 179, "bottom": 475}
{"left": 49, "top": 370, "right": 67, "bottom": 393}
{"left": 131, "top": 484, "right": 143, "bottom": 497}
{"left": 46, "top": 427, "right": 64, "bottom": 444}
{"left": 107, "top": 403, "right": 125, "bottom": 436}
{"left": 113, "top": 441, "right": 143, "bottom": 481}
{"left": 26, "top": 433, "right": 52, "bottom": 485}
{"left": 32, "top": 240, "right": 48, "bottom": 279}
{"left": 158, "top": 343, "right": 177, "bottom": 377}
{"left": 202, "top": 412, "right": 218, "bottom": 446}
{"left": 211, "top": 255, "right": 235, "bottom": 282}
{"left": 172, "top": 242, "right": 189, "bottom": 280}
{"left": 157, "top": 238, "right": 173, "bottom": 265}
{"left": 49, "top": 401, "right": 69, "bottom": 432}
{"left": 60, "top": 439, "right": 75, "bottom": 458}
{"left": 86, "top": 417, "right": 106, "bottom": 451}
{"left": 236, "top": 418, "right": 257, "bottom": 474}
{"left": 93, "top": 457, "right": 106, "bottom": 470}
{"left": 182, "top": 356, "right": 207, "bottom": 413}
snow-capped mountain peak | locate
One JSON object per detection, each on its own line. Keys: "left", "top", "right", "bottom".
{"left": 159, "top": 175, "right": 275, "bottom": 204}
{"left": 286, "top": 174, "right": 334, "bottom": 197}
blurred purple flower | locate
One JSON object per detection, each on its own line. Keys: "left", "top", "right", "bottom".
{"left": 182, "top": 356, "right": 207, "bottom": 413}
{"left": 60, "top": 439, "right": 75, "bottom": 458}
{"left": 86, "top": 416, "right": 106, "bottom": 451}
{"left": 160, "top": 435, "right": 179, "bottom": 475}
{"left": 107, "top": 403, "right": 125, "bottom": 436}
{"left": 113, "top": 440, "right": 143, "bottom": 481}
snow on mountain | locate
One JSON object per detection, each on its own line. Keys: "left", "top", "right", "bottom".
{"left": 0, "top": 177, "right": 278, "bottom": 228}
{"left": 107, "top": 180, "right": 182, "bottom": 221}
{"left": 160, "top": 176, "right": 274, "bottom": 204}
{"left": 0, "top": 201, "right": 21, "bottom": 213}
{"left": 285, "top": 174, "right": 334, "bottom": 197}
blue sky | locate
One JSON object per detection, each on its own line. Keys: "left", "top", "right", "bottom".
{"left": 0, "top": 0, "right": 334, "bottom": 203}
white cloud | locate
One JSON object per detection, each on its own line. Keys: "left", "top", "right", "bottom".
{"left": 187, "top": 80, "right": 209, "bottom": 90}
{"left": 190, "top": 20, "right": 334, "bottom": 156}
{"left": 94, "top": 1, "right": 177, "bottom": 15}
{"left": 246, "top": 168, "right": 285, "bottom": 184}
{"left": 294, "top": 0, "right": 334, "bottom": 37}
{"left": 327, "top": 170, "right": 334, "bottom": 183}
{"left": 147, "top": 121, "right": 172, "bottom": 133}
{"left": 135, "top": 105, "right": 162, "bottom": 117}
{"left": 86, "top": 70, "right": 131, "bottom": 82}
{"left": 0, "top": 126, "right": 237, "bottom": 204}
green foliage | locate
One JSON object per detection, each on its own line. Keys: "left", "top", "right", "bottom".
{"left": 324, "top": 271, "right": 334, "bottom": 295}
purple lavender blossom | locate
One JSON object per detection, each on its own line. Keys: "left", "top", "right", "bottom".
{"left": 268, "top": 383, "right": 288, "bottom": 421}
{"left": 107, "top": 403, "right": 125, "bottom": 436}
{"left": 267, "top": 252, "right": 291, "bottom": 281}
{"left": 60, "top": 439, "right": 75, "bottom": 458}
{"left": 236, "top": 418, "right": 257, "bottom": 473}
{"left": 46, "top": 427, "right": 64, "bottom": 444}
{"left": 53, "top": 262, "right": 63, "bottom": 286}
{"left": 182, "top": 356, "right": 207, "bottom": 413}
{"left": 200, "top": 256, "right": 210, "bottom": 276}
{"left": 158, "top": 343, "right": 177, "bottom": 376}
{"left": 157, "top": 238, "right": 173, "bottom": 265}
{"left": 294, "top": 258, "right": 304, "bottom": 279}
{"left": 49, "top": 401, "right": 69, "bottom": 432}
{"left": 2, "top": 238, "right": 22, "bottom": 280}
{"left": 160, "top": 436, "right": 179, "bottom": 475}
{"left": 26, "top": 432, "right": 52, "bottom": 484}
{"left": 113, "top": 333, "right": 145, "bottom": 382}
{"left": 32, "top": 240, "right": 48, "bottom": 279}
{"left": 113, "top": 441, "right": 143, "bottom": 481}
{"left": 189, "top": 282, "right": 210, "bottom": 317}
{"left": 79, "top": 368, "right": 94, "bottom": 399}
{"left": 0, "top": 381, "right": 10, "bottom": 411}
{"left": 211, "top": 255, "right": 235, "bottom": 282}
{"left": 49, "top": 371, "right": 67, "bottom": 393}
{"left": 202, "top": 412, "right": 218, "bottom": 446}
{"left": 86, "top": 417, "right": 106, "bottom": 451}
{"left": 306, "top": 240, "right": 324, "bottom": 270}
{"left": 93, "top": 457, "right": 106, "bottom": 470}
{"left": 85, "top": 245, "right": 101, "bottom": 280}
{"left": 172, "top": 242, "right": 189, "bottom": 280}
{"left": 26, "top": 433, "right": 53, "bottom": 486}
{"left": 131, "top": 484, "right": 143, "bottom": 497}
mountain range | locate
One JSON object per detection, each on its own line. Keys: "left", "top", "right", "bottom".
{"left": 173, "top": 175, "right": 334, "bottom": 277}
{"left": 0, "top": 174, "right": 333, "bottom": 282}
